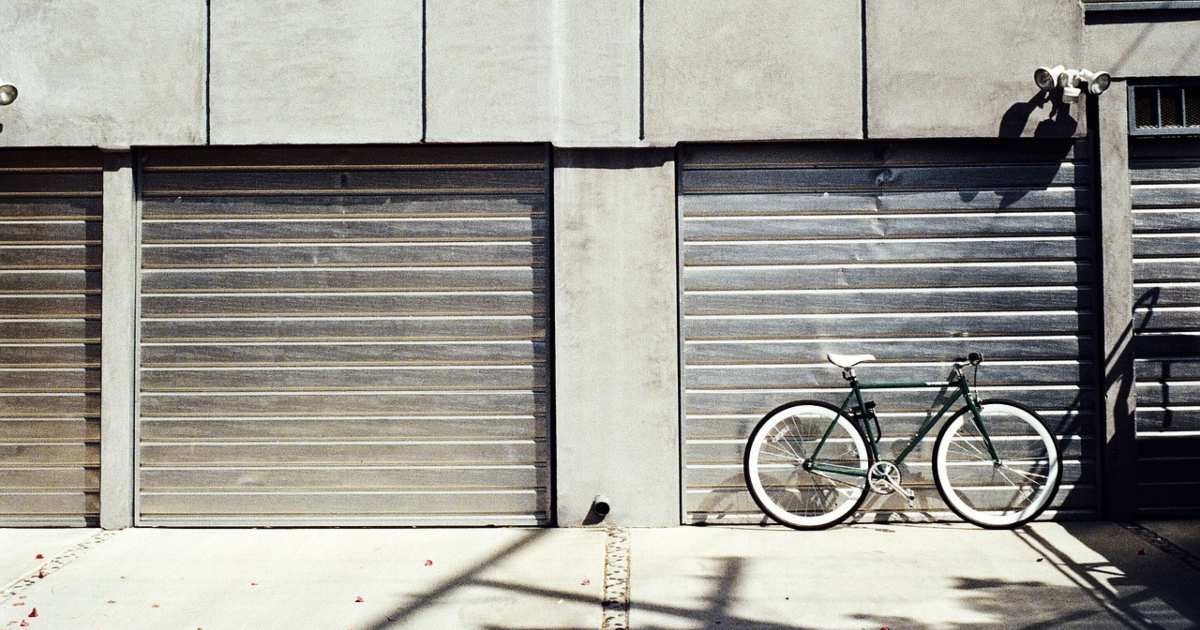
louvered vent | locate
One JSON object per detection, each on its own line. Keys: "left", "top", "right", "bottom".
{"left": 1131, "top": 84, "right": 1200, "bottom": 136}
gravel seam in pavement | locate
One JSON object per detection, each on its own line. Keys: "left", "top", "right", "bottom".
{"left": 1119, "top": 522, "right": 1200, "bottom": 574}
{"left": 0, "top": 530, "right": 117, "bottom": 604}
{"left": 601, "top": 527, "right": 631, "bottom": 630}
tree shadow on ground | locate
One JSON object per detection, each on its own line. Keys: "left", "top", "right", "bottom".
{"left": 850, "top": 522, "right": 1200, "bottom": 630}
{"left": 360, "top": 521, "right": 1200, "bottom": 629}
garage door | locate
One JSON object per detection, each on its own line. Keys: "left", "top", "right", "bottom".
{"left": 1130, "top": 136, "right": 1200, "bottom": 516}
{"left": 679, "top": 140, "right": 1098, "bottom": 523}
{"left": 136, "top": 146, "right": 550, "bottom": 526}
{"left": 0, "top": 150, "right": 102, "bottom": 526}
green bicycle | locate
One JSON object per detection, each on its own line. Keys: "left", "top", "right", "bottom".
{"left": 743, "top": 352, "right": 1062, "bottom": 529}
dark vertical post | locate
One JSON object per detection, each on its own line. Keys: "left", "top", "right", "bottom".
{"left": 1094, "top": 81, "right": 1138, "bottom": 520}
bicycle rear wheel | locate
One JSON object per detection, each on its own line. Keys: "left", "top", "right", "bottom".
{"left": 743, "top": 400, "right": 872, "bottom": 529}
{"left": 932, "top": 399, "right": 1062, "bottom": 528}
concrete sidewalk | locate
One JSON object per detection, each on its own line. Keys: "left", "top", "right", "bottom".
{"left": 1, "top": 522, "right": 1197, "bottom": 630}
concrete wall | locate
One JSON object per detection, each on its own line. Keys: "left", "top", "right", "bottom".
{"left": 0, "top": 1, "right": 205, "bottom": 147}
{"left": 210, "top": 0, "right": 422, "bottom": 144}
{"left": 553, "top": 149, "right": 680, "bottom": 527}
{"left": 426, "top": 0, "right": 640, "bottom": 145}
{"left": 643, "top": 0, "right": 863, "bottom": 143}
{"left": 1084, "top": 17, "right": 1200, "bottom": 78}
{"left": 8, "top": 1, "right": 1200, "bottom": 146}
{"left": 868, "top": 0, "right": 1085, "bottom": 139}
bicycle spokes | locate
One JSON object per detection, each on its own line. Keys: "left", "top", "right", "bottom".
{"left": 934, "top": 402, "right": 1061, "bottom": 527}
{"left": 744, "top": 403, "right": 871, "bottom": 528}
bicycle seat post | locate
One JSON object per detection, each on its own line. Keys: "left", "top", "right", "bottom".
{"left": 842, "top": 367, "right": 856, "bottom": 382}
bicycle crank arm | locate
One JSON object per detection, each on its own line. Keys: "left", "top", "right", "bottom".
{"left": 884, "top": 477, "right": 916, "bottom": 506}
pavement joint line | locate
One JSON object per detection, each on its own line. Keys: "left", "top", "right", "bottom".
{"left": 1119, "top": 521, "right": 1200, "bottom": 574}
{"left": 0, "top": 530, "right": 118, "bottom": 604}
{"left": 600, "top": 527, "right": 630, "bottom": 630}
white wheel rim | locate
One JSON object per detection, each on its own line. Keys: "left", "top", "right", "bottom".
{"left": 935, "top": 403, "right": 1060, "bottom": 526}
{"left": 747, "top": 405, "right": 868, "bottom": 527}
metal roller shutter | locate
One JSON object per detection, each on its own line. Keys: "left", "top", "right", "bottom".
{"left": 1130, "top": 136, "right": 1200, "bottom": 516}
{"left": 136, "top": 146, "right": 550, "bottom": 526}
{"left": 0, "top": 150, "right": 102, "bottom": 526}
{"left": 678, "top": 140, "right": 1098, "bottom": 524}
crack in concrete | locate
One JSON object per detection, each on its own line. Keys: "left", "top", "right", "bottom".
{"left": 0, "top": 530, "right": 118, "bottom": 604}
{"left": 601, "top": 527, "right": 631, "bottom": 630}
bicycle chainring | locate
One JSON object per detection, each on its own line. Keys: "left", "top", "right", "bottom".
{"left": 868, "top": 461, "right": 902, "bottom": 495}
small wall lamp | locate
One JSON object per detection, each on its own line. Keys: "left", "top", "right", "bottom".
{"left": 0, "top": 82, "right": 17, "bottom": 106}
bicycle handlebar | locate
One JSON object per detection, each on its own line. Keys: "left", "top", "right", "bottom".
{"left": 954, "top": 352, "right": 984, "bottom": 368}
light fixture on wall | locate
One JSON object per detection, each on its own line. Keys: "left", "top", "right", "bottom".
{"left": 1034, "top": 66, "right": 1111, "bottom": 104}
{"left": 0, "top": 82, "right": 17, "bottom": 106}
{"left": 1034, "top": 65, "right": 1066, "bottom": 92}
{"left": 1080, "top": 70, "right": 1112, "bottom": 96}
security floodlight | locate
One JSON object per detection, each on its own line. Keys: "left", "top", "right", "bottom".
{"left": 1035, "top": 66, "right": 1112, "bottom": 102}
{"left": 1034, "top": 65, "right": 1065, "bottom": 92}
{"left": 1062, "top": 84, "right": 1082, "bottom": 104}
{"left": 0, "top": 83, "right": 16, "bottom": 106}
{"left": 1080, "top": 69, "right": 1112, "bottom": 96}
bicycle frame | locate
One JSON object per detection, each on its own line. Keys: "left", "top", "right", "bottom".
{"left": 806, "top": 370, "right": 1001, "bottom": 479}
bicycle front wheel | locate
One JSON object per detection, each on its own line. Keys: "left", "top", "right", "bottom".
{"left": 932, "top": 400, "right": 1062, "bottom": 528}
{"left": 743, "top": 400, "right": 872, "bottom": 529}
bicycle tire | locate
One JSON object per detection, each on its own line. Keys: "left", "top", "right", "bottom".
{"left": 743, "top": 400, "right": 874, "bottom": 530}
{"left": 932, "top": 399, "right": 1062, "bottom": 529}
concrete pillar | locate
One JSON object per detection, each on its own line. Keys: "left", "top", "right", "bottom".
{"left": 100, "top": 151, "right": 136, "bottom": 529}
{"left": 552, "top": 148, "right": 679, "bottom": 527}
{"left": 1094, "top": 82, "right": 1138, "bottom": 520}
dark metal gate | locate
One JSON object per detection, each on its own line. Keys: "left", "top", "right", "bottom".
{"left": 0, "top": 150, "right": 102, "bottom": 526}
{"left": 135, "top": 145, "right": 551, "bottom": 526}
{"left": 678, "top": 140, "right": 1099, "bottom": 523}
{"left": 1130, "top": 136, "right": 1200, "bottom": 516}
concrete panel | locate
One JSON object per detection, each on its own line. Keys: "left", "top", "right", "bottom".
{"left": 0, "top": 2, "right": 204, "bottom": 147}
{"left": 1085, "top": 18, "right": 1200, "bottom": 78}
{"left": 643, "top": 0, "right": 862, "bottom": 143}
{"left": 1095, "top": 81, "right": 1138, "bottom": 520}
{"left": 868, "top": 0, "right": 1085, "bottom": 139}
{"left": 426, "top": 1, "right": 639, "bottom": 144}
{"left": 209, "top": 0, "right": 421, "bottom": 144}
{"left": 554, "top": 149, "right": 679, "bottom": 527}
{"left": 101, "top": 152, "right": 136, "bottom": 530}
{"left": 426, "top": 0, "right": 551, "bottom": 141}
{"left": 552, "top": 1, "right": 640, "bottom": 145}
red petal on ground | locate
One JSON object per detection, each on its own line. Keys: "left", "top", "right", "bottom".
{"left": 424, "top": 559, "right": 433, "bottom": 567}
{"left": 580, "top": 578, "right": 590, "bottom": 586}
{"left": 1137, "top": 548, "right": 1147, "bottom": 556}
{"left": 34, "top": 555, "right": 43, "bottom": 560}
{"left": 354, "top": 596, "right": 364, "bottom": 603}
{"left": 19, "top": 620, "right": 28, "bottom": 627}
{"left": 36, "top": 570, "right": 44, "bottom": 579}
{"left": 27, "top": 609, "right": 37, "bottom": 618}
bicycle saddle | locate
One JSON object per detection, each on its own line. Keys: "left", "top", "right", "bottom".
{"left": 826, "top": 353, "right": 876, "bottom": 368}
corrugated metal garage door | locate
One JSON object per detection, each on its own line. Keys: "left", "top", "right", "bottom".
{"left": 679, "top": 140, "right": 1098, "bottom": 524}
{"left": 1130, "top": 136, "right": 1200, "bottom": 516}
{"left": 0, "top": 150, "right": 102, "bottom": 526}
{"left": 136, "top": 146, "right": 550, "bottom": 526}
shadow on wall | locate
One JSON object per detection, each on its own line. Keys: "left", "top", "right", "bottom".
{"left": 955, "top": 88, "right": 1083, "bottom": 209}
{"left": 998, "top": 89, "right": 1079, "bottom": 140}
